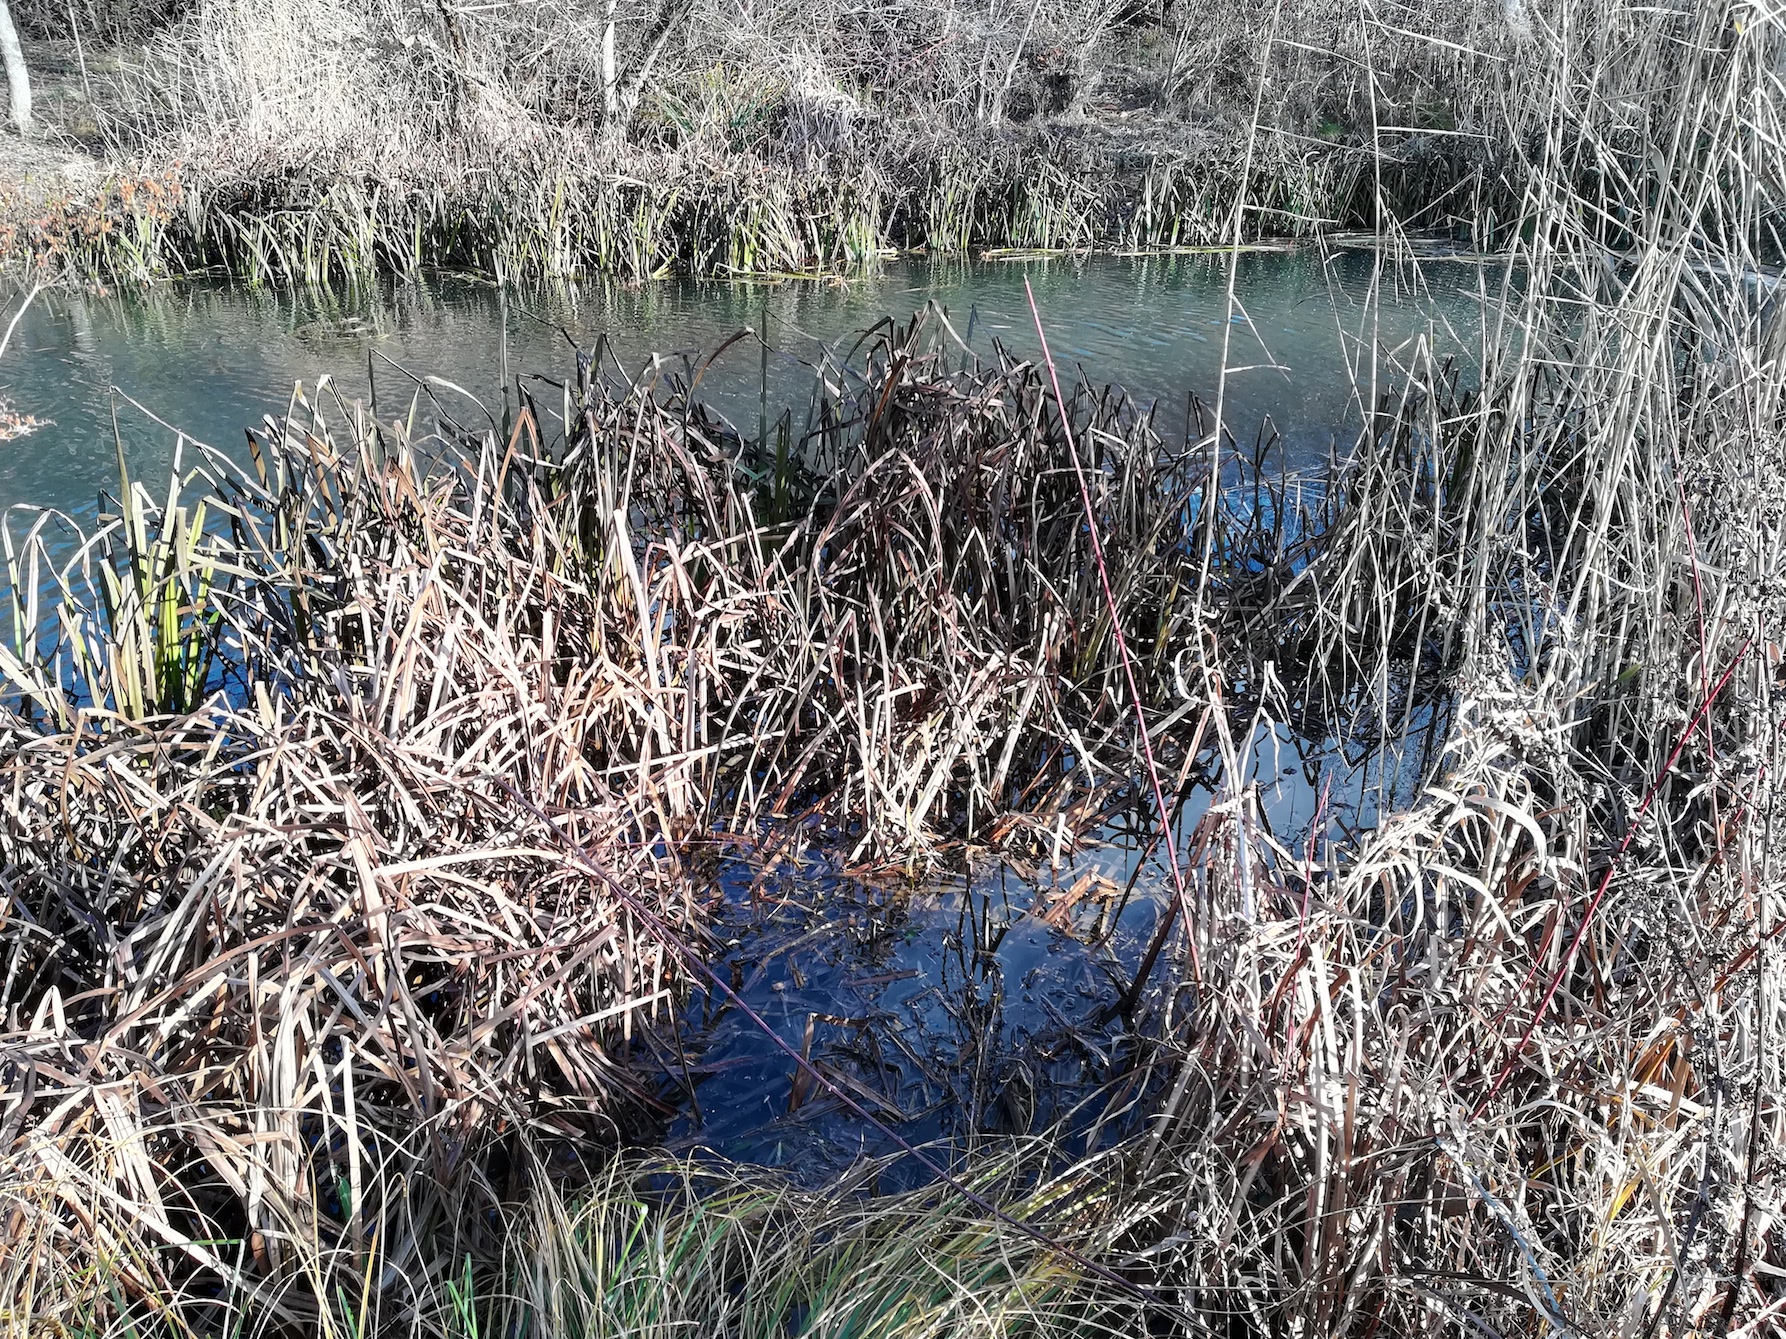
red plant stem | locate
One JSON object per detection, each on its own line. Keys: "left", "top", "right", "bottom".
{"left": 1026, "top": 279, "right": 1203, "bottom": 987}
{"left": 1472, "top": 638, "right": 1752, "bottom": 1117}
{"left": 1672, "top": 445, "right": 1714, "bottom": 746}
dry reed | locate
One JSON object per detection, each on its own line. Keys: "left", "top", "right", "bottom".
{"left": 3, "top": 0, "right": 1786, "bottom": 1335}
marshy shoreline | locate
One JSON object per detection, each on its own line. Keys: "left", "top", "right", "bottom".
{"left": 0, "top": 0, "right": 1499, "bottom": 285}
{"left": 4, "top": 2, "right": 1786, "bottom": 1337}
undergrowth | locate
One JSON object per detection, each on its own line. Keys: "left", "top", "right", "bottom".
{"left": 2, "top": 0, "right": 1785, "bottom": 1336}
{"left": 6, "top": 0, "right": 1515, "bottom": 282}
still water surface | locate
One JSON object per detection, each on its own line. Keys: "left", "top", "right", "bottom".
{"left": 668, "top": 720, "right": 1360, "bottom": 1188}
{"left": 0, "top": 248, "right": 1481, "bottom": 522}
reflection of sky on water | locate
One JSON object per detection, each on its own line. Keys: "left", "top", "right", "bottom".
{"left": 0, "top": 249, "right": 1484, "bottom": 529}
{"left": 663, "top": 714, "right": 1426, "bottom": 1187}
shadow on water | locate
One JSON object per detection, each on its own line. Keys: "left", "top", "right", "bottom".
{"left": 656, "top": 712, "right": 1426, "bottom": 1189}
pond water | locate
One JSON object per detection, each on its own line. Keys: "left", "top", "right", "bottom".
{"left": 664, "top": 718, "right": 1360, "bottom": 1189}
{"left": 0, "top": 247, "right": 1485, "bottom": 524}
{"left": 0, "top": 247, "right": 1473, "bottom": 1182}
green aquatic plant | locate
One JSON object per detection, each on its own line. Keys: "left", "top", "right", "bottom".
{"left": 504, "top": 1150, "right": 1153, "bottom": 1339}
{"left": 90, "top": 437, "right": 225, "bottom": 719}
{"left": 0, "top": 423, "right": 227, "bottom": 725}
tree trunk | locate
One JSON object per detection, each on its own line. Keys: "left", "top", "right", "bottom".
{"left": 601, "top": 0, "right": 619, "bottom": 118}
{"left": 0, "top": 0, "right": 32, "bottom": 134}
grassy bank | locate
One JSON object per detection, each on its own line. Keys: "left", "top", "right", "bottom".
{"left": 3, "top": 0, "right": 1786, "bottom": 1336}
{"left": 3, "top": 0, "right": 1514, "bottom": 282}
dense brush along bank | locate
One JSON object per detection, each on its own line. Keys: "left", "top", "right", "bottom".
{"left": 0, "top": 1, "right": 1601, "bottom": 283}
{"left": 5, "top": 3, "right": 1786, "bottom": 1338}
{"left": 0, "top": 281, "right": 1778, "bottom": 1333}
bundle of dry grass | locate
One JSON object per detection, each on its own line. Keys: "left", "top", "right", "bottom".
{"left": 0, "top": 413, "right": 699, "bottom": 1332}
{"left": 1108, "top": 3, "right": 1786, "bottom": 1332}
{"left": 0, "top": 716, "right": 678, "bottom": 1326}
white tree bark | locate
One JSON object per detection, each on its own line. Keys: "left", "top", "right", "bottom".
{"left": 0, "top": 0, "right": 32, "bottom": 134}
{"left": 601, "top": 0, "right": 620, "bottom": 118}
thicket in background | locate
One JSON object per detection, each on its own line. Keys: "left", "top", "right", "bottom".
{"left": 10, "top": 0, "right": 1524, "bottom": 279}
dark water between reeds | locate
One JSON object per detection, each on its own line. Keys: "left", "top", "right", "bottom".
{"left": 0, "top": 248, "right": 1468, "bottom": 1182}
{"left": 0, "top": 247, "right": 1485, "bottom": 523}
{"left": 663, "top": 714, "right": 1412, "bottom": 1189}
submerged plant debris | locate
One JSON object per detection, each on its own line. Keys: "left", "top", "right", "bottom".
{"left": 0, "top": 398, "right": 45, "bottom": 441}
